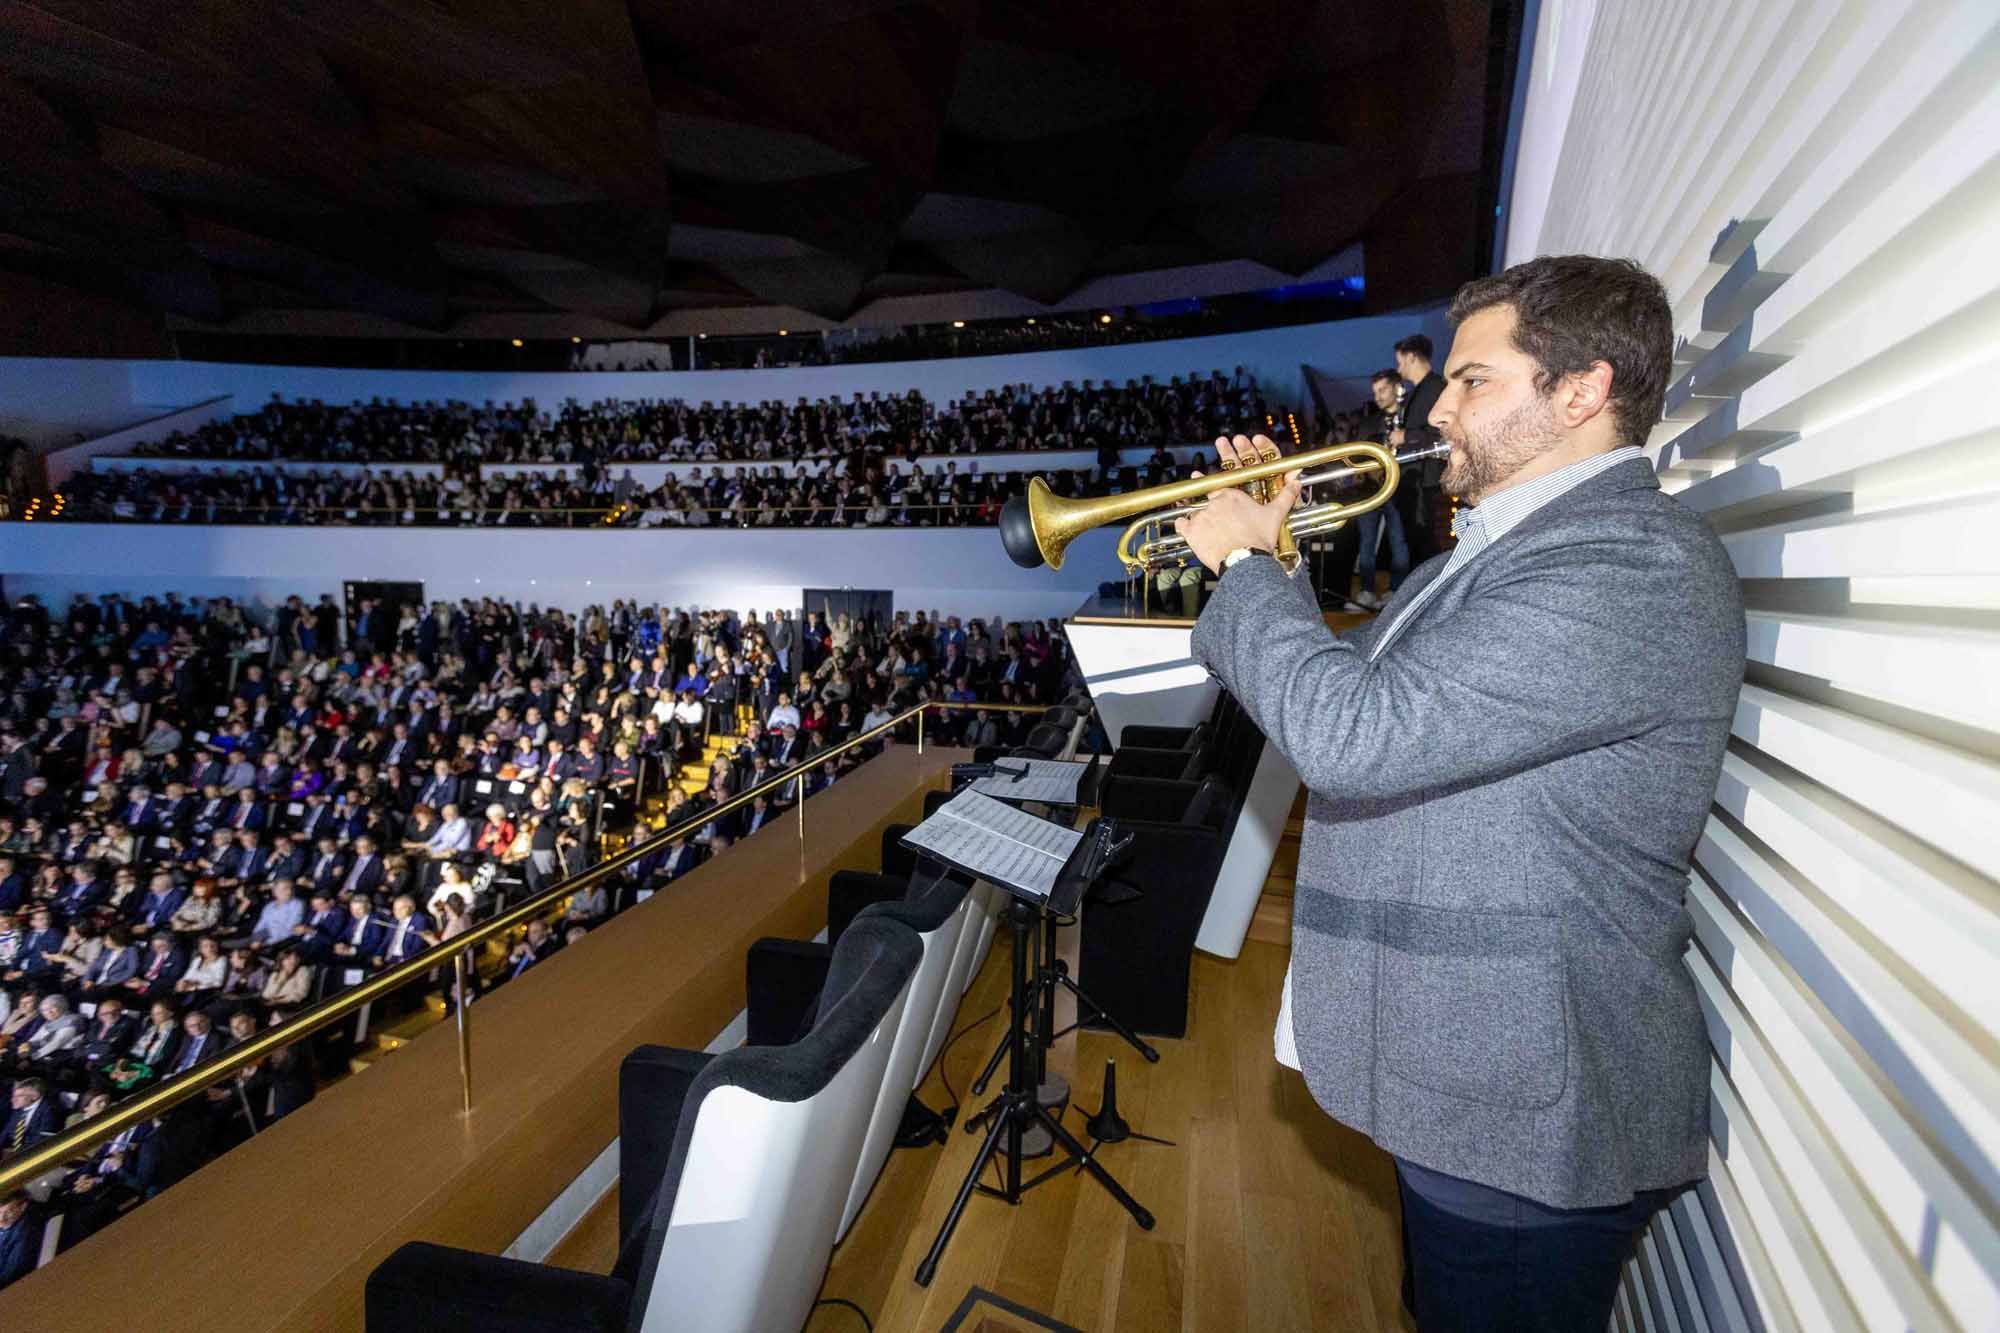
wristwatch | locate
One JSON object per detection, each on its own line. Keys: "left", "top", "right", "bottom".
{"left": 1220, "top": 546, "right": 1270, "bottom": 572}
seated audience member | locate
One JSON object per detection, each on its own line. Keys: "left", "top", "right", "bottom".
{"left": 500, "top": 919, "right": 557, "bottom": 983}
{"left": 0, "top": 1190, "right": 41, "bottom": 1291}
{"left": 162, "top": 1009, "right": 224, "bottom": 1078}
{"left": 172, "top": 935, "right": 231, "bottom": 1004}
{"left": 125, "top": 931, "right": 187, "bottom": 1003}
{"left": 2, "top": 1079, "right": 60, "bottom": 1159}
{"left": 111, "top": 1001, "right": 181, "bottom": 1089}
{"left": 292, "top": 890, "right": 345, "bottom": 961}
{"left": 330, "top": 895, "right": 388, "bottom": 975}
{"left": 248, "top": 879, "right": 305, "bottom": 949}
{"left": 165, "top": 877, "right": 221, "bottom": 936}
{"left": 376, "top": 895, "right": 431, "bottom": 969}
{"left": 78, "top": 995, "right": 138, "bottom": 1077}
{"left": 208, "top": 946, "right": 268, "bottom": 1015}
{"left": 260, "top": 949, "right": 314, "bottom": 1008}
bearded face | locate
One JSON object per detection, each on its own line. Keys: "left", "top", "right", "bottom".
{"left": 1440, "top": 388, "right": 1563, "bottom": 504}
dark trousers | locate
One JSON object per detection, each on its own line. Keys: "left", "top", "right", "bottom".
{"left": 1397, "top": 1168, "right": 1673, "bottom": 1333}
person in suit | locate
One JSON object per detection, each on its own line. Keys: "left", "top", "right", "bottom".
{"left": 291, "top": 889, "right": 346, "bottom": 962}
{"left": 653, "top": 836, "right": 701, "bottom": 887}
{"left": 306, "top": 835, "right": 350, "bottom": 899}
{"left": 738, "top": 794, "right": 777, "bottom": 837}
{"left": 217, "top": 829, "right": 270, "bottom": 890}
{"left": 3, "top": 908, "right": 64, "bottom": 986}
{"left": 1394, "top": 332, "right": 1452, "bottom": 565}
{"left": 2, "top": 1079, "right": 60, "bottom": 1159}
{"left": 416, "top": 760, "right": 459, "bottom": 814}
{"left": 226, "top": 788, "right": 266, "bottom": 834}
{"left": 124, "top": 932, "right": 187, "bottom": 1003}
{"left": 130, "top": 870, "right": 186, "bottom": 934}
{"left": 51, "top": 862, "right": 106, "bottom": 918}
{"left": 78, "top": 994, "right": 138, "bottom": 1074}
{"left": 338, "top": 836, "right": 385, "bottom": 900}
{"left": 1176, "top": 256, "right": 1745, "bottom": 1333}
{"left": 79, "top": 927, "right": 141, "bottom": 1000}
{"left": 375, "top": 894, "right": 431, "bottom": 969}
{"left": 0, "top": 1190, "right": 41, "bottom": 1290}
{"left": 330, "top": 895, "right": 390, "bottom": 975}
{"left": 47, "top": 1106, "right": 154, "bottom": 1244}
{"left": 163, "top": 1009, "right": 224, "bottom": 1078}
{"left": 263, "top": 832, "right": 306, "bottom": 886}
{"left": 500, "top": 918, "right": 557, "bottom": 984}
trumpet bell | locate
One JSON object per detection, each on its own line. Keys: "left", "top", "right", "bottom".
{"left": 1000, "top": 480, "right": 1054, "bottom": 569}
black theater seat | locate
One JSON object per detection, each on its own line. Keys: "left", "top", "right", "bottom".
{"left": 366, "top": 916, "right": 923, "bottom": 1333}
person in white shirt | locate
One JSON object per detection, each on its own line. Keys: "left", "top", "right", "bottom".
{"left": 425, "top": 863, "right": 479, "bottom": 919}
{"left": 671, "top": 691, "right": 704, "bottom": 728}
{"left": 765, "top": 691, "right": 801, "bottom": 732}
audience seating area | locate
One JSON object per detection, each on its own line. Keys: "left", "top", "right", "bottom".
{"left": 47, "top": 369, "right": 1278, "bottom": 528}
{"left": 365, "top": 720, "right": 1080, "bottom": 1332}
{"left": 0, "top": 587, "right": 1072, "bottom": 1285}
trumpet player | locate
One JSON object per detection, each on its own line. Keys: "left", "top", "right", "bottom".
{"left": 1175, "top": 255, "right": 1745, "bottom": 1333}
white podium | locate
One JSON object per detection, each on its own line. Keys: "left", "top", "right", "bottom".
{"left": 1064, "top": 594, "right": 1297, "bottom": 960}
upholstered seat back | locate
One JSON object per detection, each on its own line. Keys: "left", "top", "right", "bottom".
{"left": 626, "top": 916, "right": 920, "bottom": 1333}
{"left": 834, "top": 872, "right": 974, "bottom": 1240}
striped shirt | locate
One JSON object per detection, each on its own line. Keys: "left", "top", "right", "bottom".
{"left": 1368, "top": 446, "right": 1644, "bottom": 661}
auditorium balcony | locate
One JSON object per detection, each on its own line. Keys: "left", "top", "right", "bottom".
{"left": 0, "top": 695, "right": 1396, "bottom": 1333}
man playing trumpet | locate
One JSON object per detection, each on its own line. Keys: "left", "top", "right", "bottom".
{"left": 1174, "top": 255, "right": 1745, "bottom": 1333}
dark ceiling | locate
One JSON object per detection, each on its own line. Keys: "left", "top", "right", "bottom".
{"left": 0, "top": 0, "right": 1515, "bottom": 354}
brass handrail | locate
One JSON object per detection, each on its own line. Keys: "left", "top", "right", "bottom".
{"left": 0, "top": 699, "right": 1056, "bottom": 1194}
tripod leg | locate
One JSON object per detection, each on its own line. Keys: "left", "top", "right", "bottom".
{"left": 1036, "top": 1102, "right": 1154, "bottom": 1230}
{"left": 968, "top": 1017, "right": 1013, "bottom": 1097}
{"left": 1056, "top": 970, "right": 1160, "bottom": 1062}
{"left": 916, "top": 1092, "right": 1015, "bottom": 1287}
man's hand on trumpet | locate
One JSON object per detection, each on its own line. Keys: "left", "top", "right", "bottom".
{"left": 1174, "top": 434, "right": 1302, "bottom": 574}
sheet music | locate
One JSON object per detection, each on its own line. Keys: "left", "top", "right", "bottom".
{"left": 970, "top": 758, "right": 1093, "bottom": 805}
{"left": 901, "top": 789, "right": 1083, "bottom": 899}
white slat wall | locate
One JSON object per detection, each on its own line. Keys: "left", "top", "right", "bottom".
{"left": 1505, "top": 2, "right": 2000, "bottom": 1329}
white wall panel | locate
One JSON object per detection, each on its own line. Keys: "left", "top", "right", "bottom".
{"left": 1507, "top": 1, "right": 2000, "bottom": 1328}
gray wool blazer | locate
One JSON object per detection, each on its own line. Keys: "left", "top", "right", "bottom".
{"left": 1191, "top": 455, "right": 1745, "bottom": 1208}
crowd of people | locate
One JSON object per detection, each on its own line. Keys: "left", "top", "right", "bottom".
{"left": 120, "top": 370, "right": 1270, "bottom": 467}
{"left": 0, "top": 587, "right": 1070, "bottom": 1279}
{"left": 46, "top": 370, "right": 1277, "bottom": 528}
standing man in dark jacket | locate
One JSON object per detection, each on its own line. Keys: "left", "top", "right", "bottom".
{"left": 1393, "top": 333, "right": 1450, "bottom": 563}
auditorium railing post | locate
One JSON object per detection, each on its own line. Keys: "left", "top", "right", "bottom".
{"left": 453, "top": 952, "right": 474, "bottom": 1114}
{"left": 917, "top": 707, "right": 926, "bottom": 754}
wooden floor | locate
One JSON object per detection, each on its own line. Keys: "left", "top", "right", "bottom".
{"left": 550, "top": 928, "right": 1413, "bottom": 1333}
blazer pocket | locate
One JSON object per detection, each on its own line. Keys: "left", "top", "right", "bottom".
{"left": 1378, "top": 902, "right": 1568, "bottom": 1110}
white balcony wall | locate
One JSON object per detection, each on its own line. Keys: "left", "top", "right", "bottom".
{"left": 0, "top": 522, "right": 1125, "bottom": 627}
{"left": 1505, "top": 1, "right": 2000, "bottom": 1329}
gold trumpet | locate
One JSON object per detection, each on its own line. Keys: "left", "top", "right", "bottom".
{"left": 998, "top": 439, "right": 1452, "bottom": 572}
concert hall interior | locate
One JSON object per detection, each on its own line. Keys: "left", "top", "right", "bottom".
{"left": 0, "top": 2, "right": 1993, "bottom": 1330}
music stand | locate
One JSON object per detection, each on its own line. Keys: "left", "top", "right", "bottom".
{"left": 901, "top": 792, "right": 1155, "bottom": 1286}
{"left": 951, "top": 760, "right": 1157, "bottom": 1125}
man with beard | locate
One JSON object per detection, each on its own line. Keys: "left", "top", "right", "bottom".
{"left": 1174, "top": 255, "right": 1744, "bottom": 1333}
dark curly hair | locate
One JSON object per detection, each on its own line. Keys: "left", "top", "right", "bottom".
{"left": 1448, "top": 256, "right": 1673, "bottom": 449}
